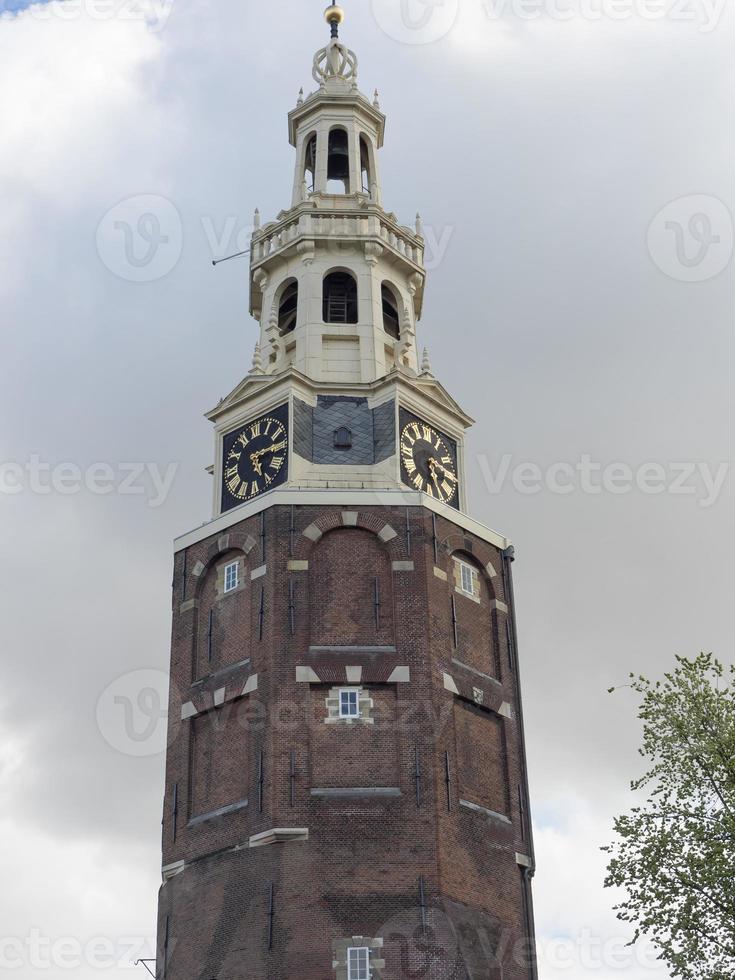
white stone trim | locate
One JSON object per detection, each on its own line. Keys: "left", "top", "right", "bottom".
{"left": 242, "top": 674, "right": 259, "bottom": 696}
{"left": 161, "top": 860, "right": 185, "bottom": 882}
{"left": 442, "top": 673, "right": 459, "bottom": 695}
{"left": 296, "top": 666, "right": 321, "bottom": 683}
{"left": 498, "top": 701, "right": 514, "bottom": 720}
{"left": 341, "top": 511, "right": 359, "bottom": 526}
{"left": 459, "top": 799, "right": 512, "bottom": 824}
{"left": 516, "top": 852, "right": 533, "bottom": 868}
{"left": 288, "top": 559, "right": 309, "bottom": 571}
{"left": 451, "top": 658, "right": 502, "bottom": 687}
{"left": 303, "top": 523, "right": 323, "bottom": 542}
{"left": 387, "top": 666, "right": 410, "bottom": 683}
{"left": 433, "top": 566, "right": 447, "bottom": 581}
{"left": 378, "top": 524, "right": 397, "bottom": 543}
{"left": 174, "top": 489, "right": 512, "bottom": 554}
{"left": 345, "top": 666, "right": 362, "bottom": 683}
{"left": 392, "top": 560, "right": 414, "bottom": 572}
{"left": 249, "top": 828, "right": 309, "bottom": 848}
{"left": 491, "top": 600, "right": 509, "bottom": 614}
{"left": 213, "top": 687, "right": 226, "bottom": 706}
{"left": 250, "top": 564, "right": 267, "bottom": 580}
{"left": 181, "top": 701, "right": 198, "bottom": 720}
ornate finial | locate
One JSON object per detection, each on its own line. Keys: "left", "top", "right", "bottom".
{"left": 313, "top": 5, "right": 357, "bottom": 85}
{"left": 415, "top": 213, "right": 423, "bottom": 237}
{"left": 373, "top": 89, "right": 380, "bottom": 109}
{"left": 421, "top": 348, "right": 433, "bottom": 376}
{"left": 297, "top": 87, "right": 304, "bottom": 106}
{"left": 324, "top": 3, "right": 345, "bottom": 38}
{"left": 250, "top": 342, "right": 264, "bottom": 375}
{"left": 253, "top": 208, "right": 261, "bottom": 230}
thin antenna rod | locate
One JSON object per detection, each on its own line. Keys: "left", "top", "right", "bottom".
{"left": 212, "top": 247, "right": 251, "bottom": 267}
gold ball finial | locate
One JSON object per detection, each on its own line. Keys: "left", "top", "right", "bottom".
{"left": 324, "top": 4, "right": 345, "bottom": 26}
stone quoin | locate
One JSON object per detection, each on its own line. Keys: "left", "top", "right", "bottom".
{"left": 156, "top": 7, "right": 538, "bottom": 978}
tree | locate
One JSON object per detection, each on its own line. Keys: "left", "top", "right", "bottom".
{"left": 604, "top": 653, "right": 735, "bottom": 979}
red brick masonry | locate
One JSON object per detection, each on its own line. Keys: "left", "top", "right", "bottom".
{"left": 157, "top": 503, "right": 536, "bottom": 979}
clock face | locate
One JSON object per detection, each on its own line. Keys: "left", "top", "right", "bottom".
{"left": 399, "top": 410, "right": 459, "bottom": 509}
{"left": 221, "top": 404, "right": 289, "bottom": 512}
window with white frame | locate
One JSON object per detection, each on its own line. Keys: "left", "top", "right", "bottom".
{"left": 458, "top": 560, "right": 479, "bottom": 598}
{"left": 224, "top": 561, "right": 239, "bottom": 593}
{"left": 339, "top": 689, "right": 360, "bottom": 719}
{"left": 347, "top": 947, "right": 370, "bottom": 980}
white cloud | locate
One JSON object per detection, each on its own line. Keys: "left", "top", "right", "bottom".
{"left": 534, "top": 794, "right": 670, "bottom": 980}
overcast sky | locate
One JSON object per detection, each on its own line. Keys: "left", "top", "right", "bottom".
{"left": 1, "top": 0, "right": 733, "bottom": 977}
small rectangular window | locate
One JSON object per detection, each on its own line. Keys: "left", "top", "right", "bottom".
{"left": 339, "top": 689, "right": 360, "bottom": 719}
{"left": 347, "top": 947, "right": 370, "bottom": 980}
{"left": 224, "top": 561, "right": 239, "bottom": 593}
{"left": 459, "top": 561, "right": 478, "bottom": 597}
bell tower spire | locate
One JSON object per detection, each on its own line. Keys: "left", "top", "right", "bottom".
{"left": 207, "top": 7, "right": 475, "bottom": 514}
{"left": 244, "top": 5, "right": 428, "bottom": 387}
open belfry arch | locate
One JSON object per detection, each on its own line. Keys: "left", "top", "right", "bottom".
{"left": 157, "top": 5, "right": 538, "bottom": 978}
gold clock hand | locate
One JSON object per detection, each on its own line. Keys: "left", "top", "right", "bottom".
{"left": 430, "top": 459, "right": 458, "bottom": 482}
{"left": 250, "top": 441, "right": 287, "bottom": 475}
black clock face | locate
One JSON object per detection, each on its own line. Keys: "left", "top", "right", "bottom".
{"left": 221, "top": 404, "right": 289, "bottom": 512}
{"left": 399, "top": 409, "right": 459, "bottom": 509}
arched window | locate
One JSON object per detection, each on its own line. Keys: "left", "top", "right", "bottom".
{"left": 327, "top": 127, "right": 350, "bottom": 194}
{"left": 304, "top": 134, "right": 317, "bottom": 193}
{"left": 360, "top": 136, "right": 371, "bottom": 195}
{"left": 323, "top": 271, "right": 358, "bottom": 324}
{"left": 278, "top": 279, "right": 298, "bottom": 335}
{"left": 381, "top": 284, "right": 400, "bottom": 340}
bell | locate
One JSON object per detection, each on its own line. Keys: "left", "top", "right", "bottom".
{"left": 327, "top": 146, "right": 350, "bottom": 181}
{"left": 327, "top": 130, "right": 350, "bottom": 181}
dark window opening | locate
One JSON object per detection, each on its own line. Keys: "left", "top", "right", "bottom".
{"left": 360, "top": 136, "right": 371, "bottom": 195}
{"left": 327, "top": 128, "right": 350, "bottom": 194}
{"left": 334, "top": 427, "right": 353, "bottom": 450}
{"left": 382, "top": 284, "right": 400, "bottom": 339}
{"left": 278, "top": 280, "right": 298, "bottom": 335}
{"left": 323, "top": 272, "right": 358, "bottom": 324}
{"left": 304, "top": 134, "right": 317, "bottom": 193}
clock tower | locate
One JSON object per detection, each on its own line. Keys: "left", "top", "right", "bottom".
{"left": 157, "top": 7, "right": 538, "bottom": 979}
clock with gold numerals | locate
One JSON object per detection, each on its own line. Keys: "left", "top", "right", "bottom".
{"left": 399, "top": 409, "right": 460, "bottom": 509}
{"left": 221, "top": 404, "right": 289, "bottom": 512}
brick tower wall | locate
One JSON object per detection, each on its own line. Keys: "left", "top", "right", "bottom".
{"left": 156, "top": 503, "right": 535, "bottom": 980}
